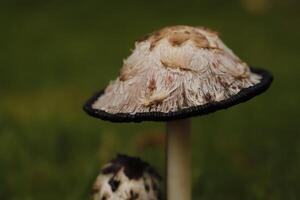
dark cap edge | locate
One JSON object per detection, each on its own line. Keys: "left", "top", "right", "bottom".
{"left": 83, "top": 67, "right": 273, "bottom": 123}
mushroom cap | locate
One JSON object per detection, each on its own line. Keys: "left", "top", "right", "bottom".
{"left": 92, "top": 154, "right": 161, "bottom": 200}
{"left": 84, "top": 25, "right": 273, "bottom": 122}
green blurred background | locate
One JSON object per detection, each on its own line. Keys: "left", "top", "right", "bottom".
{"left": 1, "top": 0, "right": 300, "bottom": 199}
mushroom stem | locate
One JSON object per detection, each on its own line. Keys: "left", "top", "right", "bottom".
{"left": 166, "top": 119, "right": 191, "bottom": 200}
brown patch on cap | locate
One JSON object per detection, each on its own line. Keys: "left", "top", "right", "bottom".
{"left": 149, "top": 31, "right": 164, "bottom": 50}
{"left": 165, "top": 75, "right": 174, "bottom": 85}
{"left": 142, "top": 93, "right": 168, "bottom": 107}
{"left": 212, "top": 62, "right": 218, "bottom": 69}
{"left": 204, "top": 93, "right": 215, "bottom": 102}
{"left": 119, "top": 64, "right": 139, "bottom": 81}
{"left": 217, "top": 76, "right": 230, "bottom": 89}
{"left": 191, "top": 33, "right": 210, "bottom": 48}
{"left": 148, "top": 79, "right": 156, "bottom": 92}
{"left": 234, "top": 73, "right": 250, "bottom": 80}
{"left": 119, "top": 73, "right": 128, "bottom": 81}
{"left": 168, "top": 31, "right": 190, "bottom": 46}
{"left": 161, "top": 59, "right": 194, "bottom": 72}
{"left": 146, "top": 25, "right": 216, "bottom": 50}
{"left": 233, "top": 68, "right": 251, "bottom": 80}
{"left": 119, "top": 65, "right": 129, "bottom": 81}
{"left": 181, "top": 86, "right": 188, "bottom": 107}
{"left": 197, "top": 26, "right": 219, "bottom": 36}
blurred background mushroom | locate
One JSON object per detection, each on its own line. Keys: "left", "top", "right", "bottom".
{"left": 92, "top": 154, "right": 161, "bottom": 200}
{"left": 1, "top": 0, "right": 300, "bottom": 200}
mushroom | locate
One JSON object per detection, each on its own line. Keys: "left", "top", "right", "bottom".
{"left": 92, "top": 154, "right": 161, "bottom": 200}
{"left": 84, "top": 25, "right": 273, "bottom": 200}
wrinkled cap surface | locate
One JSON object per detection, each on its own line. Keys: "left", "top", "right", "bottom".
{"left": 84, "top": 25, "right": 273, "bottom": 122}
{"left": 92, "top": 154, "right": 161, "bottom": 200}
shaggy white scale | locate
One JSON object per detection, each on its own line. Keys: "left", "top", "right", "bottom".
{"left": 92, "top": 25, "right": 261, "bottom": 114}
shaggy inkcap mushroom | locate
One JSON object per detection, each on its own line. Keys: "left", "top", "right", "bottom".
{"left": 84, "top": 25, "right": 273, "bottom": 200}
{"left": 92, "top": 154, "right": 161, "bottom": 200}
{"left": 84, "top": 25, "right": 272, "bottom": 122}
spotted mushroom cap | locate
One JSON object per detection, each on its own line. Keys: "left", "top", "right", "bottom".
{"left": 84, "top": 25, "right": 272, "bottom": 122}
{"left": 92, "top": 154, "right": 161, "bottom": 200}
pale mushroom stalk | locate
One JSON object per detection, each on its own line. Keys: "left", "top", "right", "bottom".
{"left": 166, "top": 119, "right": 191, "bottom": 200}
